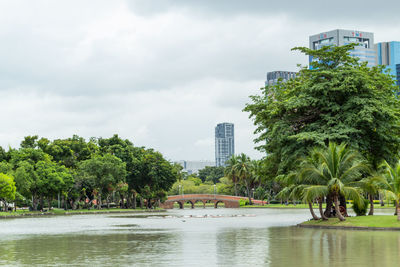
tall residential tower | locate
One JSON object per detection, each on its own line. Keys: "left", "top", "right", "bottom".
{"left": 215, "top": 123, "right": 234, "bottom": 167}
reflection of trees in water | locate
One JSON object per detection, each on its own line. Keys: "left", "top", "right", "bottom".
{"left": 216, "top": 228, "right": 270, "bottom": 266}
{"left": 0, "top": 231, "right": 181, "bottom": 266}
{"left": 268, "top": 227, "right": 400, "bottom": 267}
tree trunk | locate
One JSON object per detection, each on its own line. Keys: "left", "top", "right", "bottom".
{"left": 245, "top": 181, "right": 252, "bottom": 205}
{"left": 318, "top": 198, "right": 329, "bottom": 220}
{"left": 40, "top": 195, "right": 44, "bottom": 211}
{"left": 139, "top": 198, "right": 143, "bottom": 209}
{"left": 97, "top": 194, "right": 102, "bottom": 210}
{"left": 120, "top": 194, "right": 124, "bottom": 209}
{"left": 395, "top": 200, "right": 399, "bottom": 216}
{"left": 61, "top": 195, "right": 65, "bottom": 210}
{"left": 379, "top": 193, "right": 385, "bottom": 206}
{"left": 308, "top": 201, "right": 320, "bottom": 220}
{"left": 48, "top": 198, "right": 52, "bottom": 210}
{"left": 324, "top": 193, "right": 333, "bottom": 218}
{"left": 334, "top": 195, "right": 346, "bottom": 221}
{"left": 368, "top": 194, "right": 374, "bottom": 215}
{"left": 234, "top": 181, "right": 238, "bottom": 196}
{"left": 133, "top": 193, "right": 137, "bottom": 209}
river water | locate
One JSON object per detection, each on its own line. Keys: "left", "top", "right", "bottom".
{"left": 0, "top": 208, "right": 398, "bottom": 267}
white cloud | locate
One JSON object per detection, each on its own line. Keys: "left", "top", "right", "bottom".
{"left": 0, "top": 1, "right": 399, "bottom": 161}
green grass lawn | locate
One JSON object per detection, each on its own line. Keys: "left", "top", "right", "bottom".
{"left": 0, "top": 208, "right": 162, "bottom": 217}
{"left": 243, "top": 203, "right": 395, "bottom": 209}
{"left": 301, "top": 215, "right": 400, "bottom": 228}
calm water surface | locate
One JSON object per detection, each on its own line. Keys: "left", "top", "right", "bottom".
{"left": 0, "top": 208, "right": 398, "bottom": 267}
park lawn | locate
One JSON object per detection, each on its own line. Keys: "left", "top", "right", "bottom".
{"left": 244, "top": 203, "right": 395, "bottom": 209}
{"left": 0, "top": 208, "right": 161, "bottom": 217}
{"left": 302, "top": 215, "right": 400, "bottom": 228}
{"left": 244, "top": 203, "right": 323, "bottom": 209}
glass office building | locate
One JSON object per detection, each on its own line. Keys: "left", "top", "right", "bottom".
{"left": 309, "top": 29, "right": 376, "bottom": 67}
{"left": 215, "top": 123, "right": 234, "bottom": 167}
{"left": 375, "top": 41, "right": 400, "bottom": 86}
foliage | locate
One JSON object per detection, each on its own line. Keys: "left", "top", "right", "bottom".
{"left": 239, "top": 199, "right": 249, "bottom": 206}
{"left": 198, "top": 166, "right": 225, "bottom": 183}
{"left": 352, "top": 198, "right": 369, "bottom": 216}
{"left": 244, "top": 44, "right": 400, "bottom": 173}
{"left": 0, "top": 173, "right": 16, "bottom": 202}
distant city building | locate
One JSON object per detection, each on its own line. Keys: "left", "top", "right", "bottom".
{"left": 375, "top": 41, "right": 400, "bottom": 86}
{"left": 309, "top": 29, "right": 376, "bottom": 67}
{"left": 265, "top": 71, "right": 298, "bottom": 86}
{"left": 215, "top": 123, "right": 235, "bottom": 167}
{"left": 178, "top": 160, "right": 215, "bottom": 175}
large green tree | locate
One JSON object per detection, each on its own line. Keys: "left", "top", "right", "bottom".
{"left": 78, "top": 154, "right": 126, "bottom": 209}
{"left": 244, "top": 44, "right": 400, "bottom": 174}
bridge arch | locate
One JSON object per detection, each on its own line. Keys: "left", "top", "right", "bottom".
{"left": 214, "top": 200, "right": 226, "bottom": 209}
{"left": 173, "top": 201, "right": 184, "bottom": 209}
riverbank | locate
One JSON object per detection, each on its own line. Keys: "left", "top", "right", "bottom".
{"left": 0, "top": 208, "right": 166, "bottom": 218}
{"left": 299, "top": 215, "right": 400, "bottom": 230}
{"left": 243, "top": 203, "right": 395, "bottom": 209}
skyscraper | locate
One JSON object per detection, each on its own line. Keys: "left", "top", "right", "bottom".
{"left": 215, "top": 123, "right": 234, "bottom": 167}
{"left": 265, "top": 71, "right": 298, "bottom": 86}
{"left": 375, "top": 41, "right": 400, "bottom": 86}
{"left": 309, "top": 29, "right": 376, "bottom": 67}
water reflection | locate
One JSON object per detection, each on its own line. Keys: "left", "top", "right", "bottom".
{"left": 268, "top": 227, "right": 400, "bottom": 267}
{"left": 0, "top": 209, "right": 397, "bottom": 266}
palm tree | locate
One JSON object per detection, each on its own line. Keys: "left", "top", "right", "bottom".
{"left": 380, "top": 160, "right": 400, "bottom": 215}
{"left": 234, "top": 153, "right": 254, "bottom": 205}
{"left": 225, "top": 155, "right": 239, "bottom": 196}
{"left": 276, "top": 172, "right": 324, "bottom": 220}
{"left": 358, "top": 175, "right": 388, "bottom": 215}
{"left": 299, "top": 142, "right": 367, "bottom": 221}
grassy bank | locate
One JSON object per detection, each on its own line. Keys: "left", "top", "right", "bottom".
{"left": 0, "top": 208, "right": 165, "bottom": 218}
{"left": 243, "top": 203, "right": 395, "bottom": 209}
{"left": 300, "top": 215, "right": 400, "bottom": 229}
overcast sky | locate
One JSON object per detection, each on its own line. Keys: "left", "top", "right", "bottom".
{"left": 1, "top": 0, "right": 400, "bottom": 161}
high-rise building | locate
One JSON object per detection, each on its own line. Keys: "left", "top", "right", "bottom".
{"left": 375, "top": 41, "right": 400, "bottom": 86}
{"left": 215, "top": 123, "right": 234, "bottom": 167}
{"left": 309, "top": 29, "right": 376, "bottom": 67}
{"left": 265, "top": 71, "right": 298, "bottom": 86}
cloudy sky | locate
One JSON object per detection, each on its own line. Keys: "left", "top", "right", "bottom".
{"left": 1, "top": 0, "right": 400, "bottom": 161}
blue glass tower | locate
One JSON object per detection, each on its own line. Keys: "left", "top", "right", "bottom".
{"left": 375, "top": 41, "right": 400, "bottom": 86}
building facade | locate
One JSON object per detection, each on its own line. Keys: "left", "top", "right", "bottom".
{"left": 375, "top": 41, "right": 400, "bottom": 86}
{"left": 265, "top": 71, "right": 298, "bottom": 86}
{"left": 215, "top": 123, "right": 234, "bottom": 167}
{"left": 309, "top": 29, "right": 376, "bottom": 67}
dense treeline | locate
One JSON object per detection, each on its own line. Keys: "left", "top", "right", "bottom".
{"left": 244, "top": 44, "right": 400, "bottom": 221}
{"left": 0, "top": 134, "right": 179, "bottom": 210}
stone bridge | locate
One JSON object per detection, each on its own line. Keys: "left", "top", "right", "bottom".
{"left": 160, "top": 194, "right": 266, "bottom": 209}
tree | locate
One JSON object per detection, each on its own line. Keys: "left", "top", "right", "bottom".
{"left": 78, "top": 154, "right": 127, "bottom": 209}
{"left": 0, "top": 173, "right": 16, "bottom": 211}
{"left": 358, "top": 175, "right": 388, "bottom": 215}
{"left": 244, "top": 44, "right": 400, "bottom": 174}
{"left": 198, "top": 166, "right": 224, "bottom": 184}
{"left": 225, "top": 155, "right": 239, "bottom": 196}
{"left": 299, "top": 143, "right": 367, "bottom": 221}
{"left": 234, "top": 154, "right": 255, "bottom": 205}
{"left": 380, "top": 160, "right": 400, "bottom": 215}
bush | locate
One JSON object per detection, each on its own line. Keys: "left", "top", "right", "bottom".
{"left": 239, "top": 199, "right": 249, "bottom": 206}
{"left": 352, "top": 198, "right": 369, "bottom": 216}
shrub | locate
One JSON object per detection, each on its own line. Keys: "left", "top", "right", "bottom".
{"left": 352, "top": 198, "right": 369, "bottom": 216}
{"left": 239, "top": 199, "right": 249, "bottom": 206}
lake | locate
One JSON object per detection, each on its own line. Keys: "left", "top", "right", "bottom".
{"left": 0, "top": 208, "right": 398, "bottom": 266}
